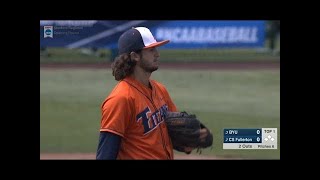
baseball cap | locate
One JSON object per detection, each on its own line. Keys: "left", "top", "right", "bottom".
{"left": 118, "top": 27, "right": 170, "bottom": 54}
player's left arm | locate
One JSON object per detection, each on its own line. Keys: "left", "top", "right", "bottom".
{"left": 96, "top": 131, "right": 121, "bottom": 160}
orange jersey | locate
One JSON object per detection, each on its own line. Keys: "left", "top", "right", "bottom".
{"left": 100, "top": 76, "right": 177, "bottom": 160}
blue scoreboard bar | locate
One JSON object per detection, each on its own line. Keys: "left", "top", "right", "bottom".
{"left": 223, "top": 128, "right": 277, "bottom": 149}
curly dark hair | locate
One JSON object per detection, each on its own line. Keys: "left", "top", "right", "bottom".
{"left": 111, "top": 51, "right": 140, "bottom": 81}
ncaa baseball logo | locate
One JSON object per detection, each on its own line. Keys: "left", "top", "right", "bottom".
{"left": 44, "top": 26, "right": 53, "bottom": 38}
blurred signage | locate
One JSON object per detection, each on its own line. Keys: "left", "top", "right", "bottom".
{"left": 40, "top": 20, "right": 265, "bottom": 48}
{"left": 151, "top": 20, "right": 265, "bottom": 48}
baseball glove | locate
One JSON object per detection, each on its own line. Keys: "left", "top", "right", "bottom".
{"left": 164, "top": 111, "right": 213, "bottom": 154}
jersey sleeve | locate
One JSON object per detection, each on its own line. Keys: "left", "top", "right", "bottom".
{"left": 100, "top": 95, "right": 132, "bottom": 137}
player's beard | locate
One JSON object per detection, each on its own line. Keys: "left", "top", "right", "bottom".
{"left": 140, "top": 57, "right": 159, "bottom": 73}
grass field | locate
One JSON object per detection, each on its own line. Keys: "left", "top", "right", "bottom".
{"left": 40, "top": 68, "right": 280, "bottom": 159}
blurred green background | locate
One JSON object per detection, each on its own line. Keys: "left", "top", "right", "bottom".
{"left": 40, "top": 35, "right": 280, "bottom": 63}
{"left": 40, "top": 46, "right": 280, "bottom": 64}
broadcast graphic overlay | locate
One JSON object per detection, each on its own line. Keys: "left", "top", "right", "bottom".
{"left": 223, "top": 128, "right": 277, "bottom": 149}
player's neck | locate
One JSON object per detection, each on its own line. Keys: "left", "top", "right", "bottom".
{"left": 131, "top": 69, "right": 152, "bottom": 89}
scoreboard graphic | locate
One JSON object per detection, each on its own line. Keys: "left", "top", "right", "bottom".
{"left": 223, "top": 128, "right": 277, "bottom": 149}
